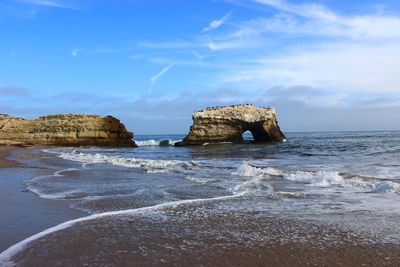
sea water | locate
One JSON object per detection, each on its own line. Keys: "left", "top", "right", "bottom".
{"left": 2, "top": 131, "right": 400, "bottom": 265}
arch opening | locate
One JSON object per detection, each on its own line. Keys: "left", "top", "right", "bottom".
{"left": 242, "top": 130, "right": 253, "bottom": 142}
{"left": 241, "top": 126, "right": 272, "bottom": 143}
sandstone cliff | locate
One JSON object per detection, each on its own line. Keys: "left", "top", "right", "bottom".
{"left": 0, "top": 114, "right": 137, "bottom": 147}
{"left": 175, "top": 105, "right": 286, "bottom": 146}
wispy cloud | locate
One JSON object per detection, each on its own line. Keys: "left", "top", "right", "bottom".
{"left": 218, "top": 41, "right": 400, "bottom": 93}
{"left": 206, "top": 37, "right": 256, "bottom": 50}
{"left": 13, "top": 0, "right": 79, "bottom": 10}
{"left": 252, "top": 0, "right": 337, "bottom": 20}
{"left": 192, "top": 51, "right": 208, "bottom": 59}
{"left": 265, "top": 86, "right": 347, "bottom": 107}
{"left": 71, "top": 49, "right": 78, "bottom": 56}
{"left": 150, "top": 64, "right": 174, "bottom": 84}
{"left": 148, "top": 56, "right": 207, "bottom": 67}
{"left": 203, "top": 0, "right": 400, "bottom": 95}
{"left": 202, "top": 11, "right": 232, "bottom": 32}
{"left": 137, "top": 41, "right": 196, "bottom": 49}
{"left": 247, "top": 0, "right": 400, "bottom": 40}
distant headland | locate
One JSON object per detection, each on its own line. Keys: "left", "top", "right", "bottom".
{"left": 0, "top": 114, "right": 137, "bottom": 147}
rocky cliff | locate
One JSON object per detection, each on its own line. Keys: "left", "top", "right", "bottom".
{"left": 0, "top": 114, "right": 137, "bottom": 147}
{"left": 175, "top": 105, "right": 286, "bottom": 146}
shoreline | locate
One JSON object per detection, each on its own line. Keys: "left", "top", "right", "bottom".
{"left": 0, "top": 146, "right": 20, "bottom": 168}
{"left": 1, "top": 142, "right": 400, "bottom": 265}
{"left": 3, "top": 195, "right": 400, "bottom": 266}
{"left": 0, "top": 147, "right": 87, "bottom": 252}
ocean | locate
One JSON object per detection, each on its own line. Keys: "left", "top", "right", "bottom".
{"left": 2, "top": 131, "right": 400, "bottom": 266}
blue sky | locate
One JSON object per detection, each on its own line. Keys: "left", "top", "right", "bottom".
{"left": 1, "top": 0, "right": 400, "bottom": 134}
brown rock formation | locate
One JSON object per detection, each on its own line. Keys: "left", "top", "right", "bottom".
{"left": 0, "top": 114, "right": 137, "bottom": 147}
{"left": 175, "top": 105, "right": 286, "bottom": 146}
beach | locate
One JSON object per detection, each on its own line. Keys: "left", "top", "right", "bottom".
{"left": 0, "top": 146, "right": 19, "bottom": 168}
{"left": 0, "top": 146, "right": 86, "bottom": 252}
{"left": 2, "top": 132, "right": 400, "bottom": 266}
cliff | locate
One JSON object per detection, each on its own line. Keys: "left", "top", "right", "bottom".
{"left": 175, "top": 105, "right": 286, "bottom": 146}
{"left": 0, "top": 114, "right": 137, "bottom": 147}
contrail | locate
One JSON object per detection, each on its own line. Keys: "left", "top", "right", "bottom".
{"left": 150, "top": 64, "right": 174, "bottom": 84}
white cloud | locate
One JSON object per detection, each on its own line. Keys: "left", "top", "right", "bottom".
{"left": 150, "top": 64, "right": 174, "bottom": 84}
{"left": 203, "top": 0, "right": 400, "bottom": 96}
{"left": 247, "top": 0, "right": 400, "bottom": 40}
{"left": 219, "top": 41, "right": 400, "bottom": 93}
{"left": 238, "top": 13, "right": 400, "bottom": 40}
{"left": 252, "top": 0, "right": 337, "bottom": 20}
{"left": 71, "top": 49, "right": 78, "bottom": 56}
{"left": 202, "top": 11, "right": 232, "bottom": 32}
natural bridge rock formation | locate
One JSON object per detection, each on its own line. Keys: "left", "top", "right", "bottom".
{"left": 175, "top": 105, "right": 286, "bottom": 146}
{"left": 0, "top": 114, "right": 137, "bottom": 147}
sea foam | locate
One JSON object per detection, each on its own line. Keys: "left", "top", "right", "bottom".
{"left": 283, "top": 171, "right": 344, "bottom": 187}
{"left": 58, "top": 152, "right": 195, "bottom": 173}
{"left": 232, "top": 162, "right": 400, "bottom": 194}
{"left": 135, "top": 139, "right": 180, "bottom": 146}
{"left": 232, "top": 161, "right": 282, "bottom": 177}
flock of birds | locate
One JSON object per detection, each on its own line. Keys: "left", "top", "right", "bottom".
{"left": 196, "top": 104, "right": 271, "bottom": 113}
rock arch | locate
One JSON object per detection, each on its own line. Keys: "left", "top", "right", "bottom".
{"left": 175, "top": 105, "right": 286, "bottom": 146}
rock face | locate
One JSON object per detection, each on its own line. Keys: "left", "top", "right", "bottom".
{"left": 0, "top": 114, "right": 137, "bottom": 147}
{"left": 175, "top": 105, "right": 286, "bottom": 146}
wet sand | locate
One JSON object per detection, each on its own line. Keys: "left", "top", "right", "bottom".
{"left": 0, "top": 146, "right": 20, "bottom": 168}
{"left": 7, "top": 198, "right": 400, "bottom": 266}
{"left": 0, "top": 147, "right": 86, "bottom": 252}
{"left": 1, "top": 147, "right": 400, "bottom": 266}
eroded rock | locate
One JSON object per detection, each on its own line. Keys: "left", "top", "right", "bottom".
{"left": 175, "top": 105, "right": 286, "bottom": 146}
{"left": 0, "top": 114, "right": 137, "bottom": 147}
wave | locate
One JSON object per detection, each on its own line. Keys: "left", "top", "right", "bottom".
{"left": 347, "top": 176, "right": 400, "bottom": 193}
{"left": 232, "top": 161, "right": 282, "bottom": 177}
{"left": 283, "top": 170, "right": 400, "bottom": 193}
{"left": 58, "top": 152, "right": 196, "bottom": 173}
{"left": 231, "top": 175, "right": 275, "bottom": 196}
{"left": 230, "top": 162, "right": 280, "bottom": 196}
{"left": 135, "top": 139, "right": 180, "bottom": 146}
{"left": 184, "top": 176, "right": 221, "bottom": 184}
{"left": 25, "top": 168, "right": 81, "bottom": 200}
{"left": 232, "top": 162, "right": 400, "bottom": 194}
{"left": 202, "top": 142, "right": 232, "bottom": 146}
{"left": 283, "top": 170, "right": 344, "bottom": 187}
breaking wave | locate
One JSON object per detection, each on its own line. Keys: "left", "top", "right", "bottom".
{"left": 232, "top": 161, "right": 282, "bottom": 177}
{"left": 232, "top": 161, "right": 400, "bottom": 194}
{"left": 58, "top": 151, "right": 196, "bottom": 173}
{"left": 135, "top": 139, "right": 180, "bottom": 146}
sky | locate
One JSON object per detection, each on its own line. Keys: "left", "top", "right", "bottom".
{"left": 1, "top": 0, "right": 400, "bottom": 134}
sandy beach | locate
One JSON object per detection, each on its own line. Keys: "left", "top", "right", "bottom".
{"left": 2, "top": 142, "right": 400, "bottom": 266}
{"left": 0, "top": 147, "right": 86, "bottom": 252}
{"left": 0, "top": 146, "right": 20, "bottom": 168}
{"left": 5, "top": 193, "right": 400, "bottom": 266}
